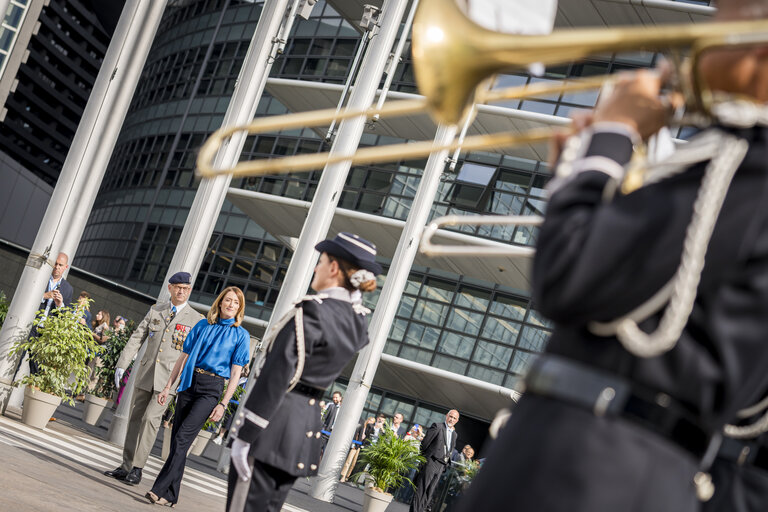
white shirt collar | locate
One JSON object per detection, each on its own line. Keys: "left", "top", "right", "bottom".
{"left": 171, "top": 302, "right": 188, "bottom": 313}
{"left": 319, "top": 287, "right": 354, "bottom": 303}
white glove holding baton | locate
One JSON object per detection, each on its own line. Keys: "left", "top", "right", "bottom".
{"left": 230, "top": 438, "right": 252, "bottom": 482}
{"left": 114, "top": 368, "right": 125, "bottom": 389}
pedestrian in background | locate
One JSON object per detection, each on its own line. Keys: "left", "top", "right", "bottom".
{"left": 91, "top": 310, "right": 110, "bottom": 344}
{"left": 410, "top": 410, "right": 459, "bottom": 512}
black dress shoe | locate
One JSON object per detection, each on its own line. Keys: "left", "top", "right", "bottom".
{"left": 123, "top": 467, "right": 142, "bottom": 486}
{"left": 103, "top": 467, "right": 129, "bottom": 480}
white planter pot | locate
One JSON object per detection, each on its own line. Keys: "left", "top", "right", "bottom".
{"left": 189, "top": 430, "right": 213, "bottom": 456}
{"left": 162, "top": 424, "right": 172, "bottom": 461}
{"left": 82, "top": 394, "right": 111, "bottom": 426}
{"left": 363, "top": 487, "right": 393, "bottom": 512}
{"left": 21, "top": 386, "right": 62, "bottom": 430}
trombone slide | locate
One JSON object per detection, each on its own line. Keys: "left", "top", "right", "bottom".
{"left": 420, "top": 214, "right": 542, "bottom": 257}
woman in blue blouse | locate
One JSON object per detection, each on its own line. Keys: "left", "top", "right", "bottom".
{"left": 145, "top": 286, "right": 250, "bottom": 507}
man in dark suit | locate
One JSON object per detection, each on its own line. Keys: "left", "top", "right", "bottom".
{"left": 457, "top": 2, "right": 768, "bottom": 511}
{"left": 27, "top": 252, "right": 73, "bottom": 375}
{"left": 410, "top": 409, "right": 459, "bottom": 512}
{"left": 322, "top": 391, "right": 342, "bottom": 433}
{"left": 320, "top": 390, "right": 342, "bottom": 454}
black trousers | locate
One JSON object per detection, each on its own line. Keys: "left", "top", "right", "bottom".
{"left": 410, "top": 459, "right": 445, "bottom": 512}
{"left": 226, "top": 459, "right": 296, "bottom": 512}
{"left": 151, "top": 372, "right": 223, "bottom": 504}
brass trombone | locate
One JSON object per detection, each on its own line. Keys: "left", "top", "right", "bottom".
{"left": 197, "top": 0, "right": 768, "bottom": 179}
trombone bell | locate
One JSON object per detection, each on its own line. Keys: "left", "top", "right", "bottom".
{"left": 412, "top": 0, "right": 768, "bottom": 125}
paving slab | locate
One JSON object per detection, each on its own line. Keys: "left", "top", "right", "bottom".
{"left": 0, "top": 400, "right": 411, "bottom": 512}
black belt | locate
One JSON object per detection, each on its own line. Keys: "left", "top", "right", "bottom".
{"left": 194, "top": 367, "right": 224, "bottom": 379}
{"left": 525, "top": 356, "right": 711, "bottom": 458}
{"left": 718, "top": 436, "right": 768, "bottom": 472}
{"left": 291, "top": 382, "right": 324, "bottom": 399}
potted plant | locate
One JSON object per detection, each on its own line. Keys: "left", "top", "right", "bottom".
{"left": 161, "top": 396, "right": 175, "bottom": 460}
{"left": 354, "top": 422, "right": 425, "bottom": 512}
{"left": 12, "top": 303, "right": 99, "bottom": 429}
{"left": 82, "top": 321, "right": 134, "bottom": 425}
{"left": 0, "top": 290, "right": 8, "bottom": 328}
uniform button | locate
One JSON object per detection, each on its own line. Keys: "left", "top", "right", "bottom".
{"left": 306, "top": 431, "right": 313, "bottom": 438}
{"left": 158, "top": 349, "right": 163, "bottom": 352}
{"left": 156, "top": 359, "right": 160, "bottom": 363}
{"left": 166, "top": 329, "right": 169, "bottom": 333}
{"left": 239, "top": 412, "right": 244, "bottom": 418}
{"left": 310, "top": 464, "right": 317, "bottom": 470}
{"left": 315, "top": 432, "right": 321, "bottom": 439}
{"left": 297, "top": 463, "right": 305, "bottom": 470}
{"left": 236, "top": 420, "right": 241, "bottom": 425}
{"left": 308, "top": 399, "right": 316, "bottom": 405}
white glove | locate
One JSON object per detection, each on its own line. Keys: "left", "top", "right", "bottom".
{"left": 230, "top": 438, "right": 252, "bottom": 482}
{"left": 114, "top": 368, "right": 125, "bottom": 389}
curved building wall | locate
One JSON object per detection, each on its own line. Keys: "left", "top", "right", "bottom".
{"left": 76, "top": 0, "right": 671, "bottom": 421}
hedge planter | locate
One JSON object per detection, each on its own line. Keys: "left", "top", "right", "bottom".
{"left": 22, "top": 386, "right": 61, "bottom": 430}
{"left": 363, "top": 487, "right": 393, "bottom": 512}
{"left": 189, "top": 430, "right": 214, "bottom": 456}
{"left": 82, "top": 394, "right": 111, "bottom": 426}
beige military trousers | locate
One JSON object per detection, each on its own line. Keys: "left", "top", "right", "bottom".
{"left": 122, "top": 387, "right": 170, "bottom": 470}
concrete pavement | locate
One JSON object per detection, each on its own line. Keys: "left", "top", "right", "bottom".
{"left": 0, "top": 400, "right": 410, "bottom": 512}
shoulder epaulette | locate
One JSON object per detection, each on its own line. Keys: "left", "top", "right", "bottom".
{"left": 293, "top": 294, "right": 326, "bottom": 306}
{"left": 352, "top": 303, "right": 371, "bottom": 316}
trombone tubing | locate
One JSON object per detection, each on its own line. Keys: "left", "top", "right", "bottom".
{"left": 420, "top": 215, "right": 541, "bottom": 257}
{"left": 196, "top": 76, "right": 608, "bottom": 178}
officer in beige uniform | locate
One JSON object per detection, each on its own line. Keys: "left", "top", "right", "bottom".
{"left": 104, "top": 272, "right": 203, "bottom": 486}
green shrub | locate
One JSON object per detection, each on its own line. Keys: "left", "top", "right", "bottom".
{"left": 201, "top": 382, "right": 246, "bottom": 432}
{"left": 354, "top": 421, "right": 425, "bottom": 494}
{"left": 12, "top": 304, "right": 99, "bottom": 404}
{"left": 0, "top": 291, "right": 9, "bottom": 329}
{"left": 90, "top": 321, "right": 135, "bottom": 400}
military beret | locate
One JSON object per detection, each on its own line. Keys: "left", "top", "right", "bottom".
{"left": 168, "top": 271, "right": 192, "bottom": 284}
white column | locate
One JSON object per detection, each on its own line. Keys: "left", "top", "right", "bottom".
{"left": 108, "top": 0, "right": 295, "bottom": 445}
{"left": 309, "top": 124, "right": 458, "bottom": 501}
{"left": 266, "top": 0, "right": 410, "bottom": 326}
{"left": 0, "top": 0, "right": 168, "bottom": 413}
{"left": 227, "top": 0, "right": 409, "bottom": 481}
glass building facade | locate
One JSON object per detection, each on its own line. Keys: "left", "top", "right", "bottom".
{"left": 0, "top": 0, "right": 115, "bottom": 185}
{"left": 74, "top": 0, "right": 703, "bottom": 430}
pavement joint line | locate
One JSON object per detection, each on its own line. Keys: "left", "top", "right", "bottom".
{"left": 0, "top": 414, "right": 227, "bottom": 488}
{"left": 0, "top": 418, "right": 227, "bottom": 497}
{"left": 0, "top": 423, "right": 119, "bottom": 467}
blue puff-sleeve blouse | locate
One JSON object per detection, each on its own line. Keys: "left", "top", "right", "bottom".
{"left": 177, "top": 317, "right": 250, "bottom": 393}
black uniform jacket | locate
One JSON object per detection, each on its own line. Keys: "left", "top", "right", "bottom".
{"left": 235, "top": 291, "right": 370, "bottom": 477}
{"left": 421, "top": 422, "right": 457, "bottom": 466}
{"left": 456, "top": 124, "right": 768, "bottom": 512}
{"left": 533, "top": 124, "right": 768, "bottom": 431}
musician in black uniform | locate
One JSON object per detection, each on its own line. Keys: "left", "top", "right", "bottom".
{"left": 705, "top": 398, "right": 768, "bottom": 512}
{"left": 457, "top": 1, "right": 768, "bottom": 511}
{"left": 226, "top": 232, "right": 381, "bottom": 512}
